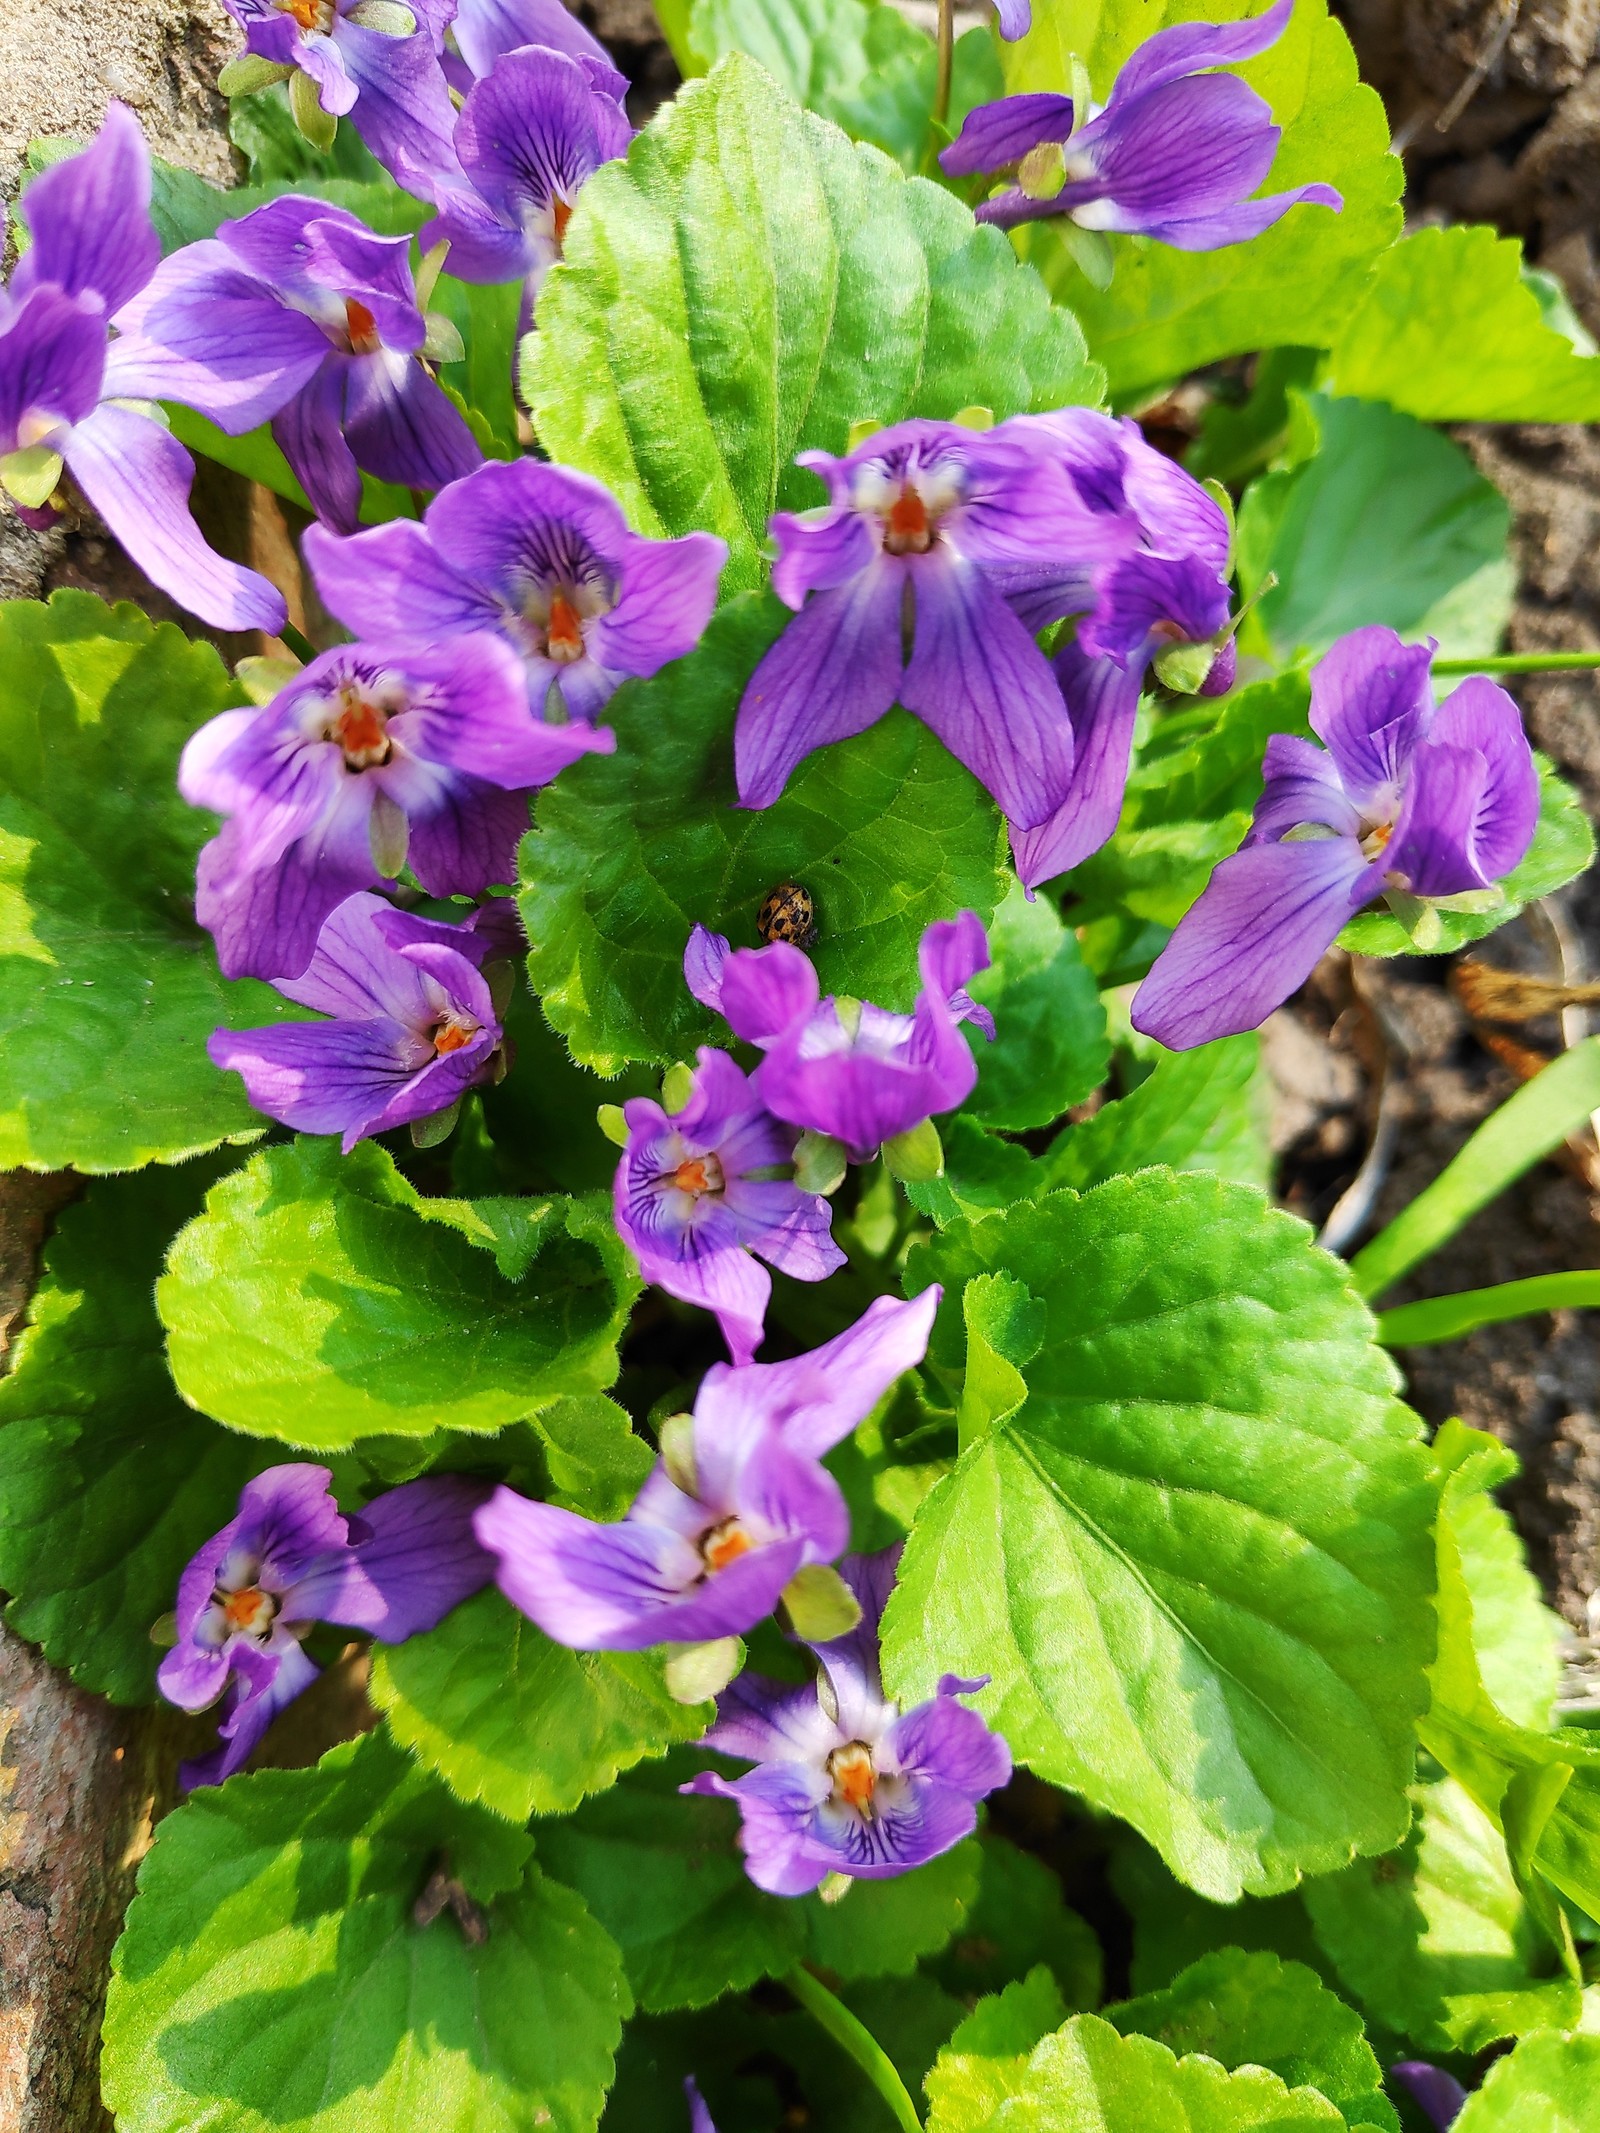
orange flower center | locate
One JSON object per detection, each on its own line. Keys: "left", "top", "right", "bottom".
{"left": 222, "top": 1585, "right": 278, "bottom": 1636}
{"left": 701, "top": 1517, "right": 754, "bottom": 1573}
{"left": 552, "top": 194, "right": 575, "bottom": 250}
{"left": 1360, "top": 818, "right": 1394, "bottom": 861}
{"left": 328, "top": 689, "right": 391, "bottom": 769}
{"left": 345, "top": 297, "right": 381, "bottom": 356}
{"left": 882, "top": 485, "right": 933, "bottom": 556}
{"left": 672, "top": 1152, "right": 724, "bottom": 1197}
{"left": 545, "top": 590, "right": 586, "bottom": 663}
{"left": 827, "top": 1741, "right": 877, "bottom": 1813}
{"left": 279, "top": 0, "right": 330, "bottom": 27}
{"left": 432, "top": 1020, "right": 476, "bottom": 1055}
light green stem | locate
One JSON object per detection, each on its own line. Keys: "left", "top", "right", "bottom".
{"left": 784, "top": 1965, "right": 923, "bottom": 2133}
{"left": 1431, "top": 652, "right": 1600, "bottom": 675}
{"left": 1378, "top": 1271, "right": 1600, "bottom": 1347}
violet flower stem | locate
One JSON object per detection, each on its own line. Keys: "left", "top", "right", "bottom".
{"left": 784, "top": 1966, "right": 923, "bottom": 2133}
{"left": 277, "top": 621, "right": 318, "bottom": 665}
{"left": 934, "top": 0, "right": 955, "bottom": 127}
{"left": 1431, "top": 651, "right": 1600, "bottom": 675}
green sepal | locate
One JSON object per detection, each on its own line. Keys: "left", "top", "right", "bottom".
{"left": 883, "top": 1117, "right": 944, "bottom": 1182}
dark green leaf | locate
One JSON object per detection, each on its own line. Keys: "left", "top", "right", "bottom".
{"left": 0, "top": 592, "right": 307, "bottom": 1171}
{"left": 884, "top": 1175, "right": 1436, "bottom": 1900}
{"left": 101, "top": 1729, "right": 630, "bottom": 2133}
{"left": 524, "top": 53, "right": 1102, "bottom": 594}
{"left": 688, "top": 0, "right": 936, "bottom": 169}
{"left": 520, "top": 594, "right": 1009, "bottom": 1073}
{"left": 159, "top": 1139, "right": 637, "bottom": 1446}
{"left": 963, "top": 881, "right": 1109, "bottom": 1133}
{"left": 928, "top": 1833, "right": 1103, "bottom": 2008}
{"left": 1041, "top": 1036, "right": 1270, "bottom": 1193}
{"left": 0, "top": 1165, "right": 263, "bottom": 1701}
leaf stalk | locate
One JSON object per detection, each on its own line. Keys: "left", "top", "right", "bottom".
{"left": 783, "top": 1964, "right": 923, "bottom": 2133}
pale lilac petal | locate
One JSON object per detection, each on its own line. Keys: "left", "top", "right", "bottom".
{"left": 1247, "top": 732, "right": 1361, "bottom": 846}
{"left": 768, "top": 505, "right": 878, "bottom": 609}
{"left": 734, "top": 562, "right": 905, "bottom": 810}
{"left": 0, "top": 287, "right": 106, "bottom": 445}
{"left": 474, "top": 1486, "right": 804, "bottom": 1648}
{"left": 917, "top": 910, "right": 990, "bottom": 1008}
{"left": 1012, "top": 648, "right": 1143, "bottom": 888}
{"left": 588, "top": 529, "right": 727, "bottom": 676}
{"left": 341, "top": 350, "right": 482, "bottom": 495}
{"left": 1114, "top": 0, "right": 1295, "bottom": 102}
{"left": 939, "top": 92, "right": 1074, "bottom": 177}
{"left": 684, "top": 925, "right": 732, "bottom": 1013}
{"left": 12, "top": 103, "right": 157, "bottom": 314}
{"left": 698, "top": 1670, "right": 837, "bottom": 1766}
{"left": 1428, "top": 676, "right": 1540, "bottom": 883}
{"left": 208, "top": 1017, "right": 430, "bottom": 1144}
{"left": 1308, "top": 626, "right": 1434, "bottom": 805}
{"left": 887, "top": 1689, "right": 1012, "bottom": 1797}
{"left": 901, "top": 555, "right": 1075, "bottom": 830}
{"left": 1140, "top": 183, "right": 1343, "bottom": 248}
{"left": 178, "top": 1637, "right": 320, "bottom": 1791}
{"left": 275, "top": 892, "right": 439, "bottom": 1020}
{"left": 1131, "top": 835, "right": 1376, "bottom": 1049}
{"left": 301, "top": 1475, "right": 494, "bottom": 1637}
{"left": 387, "top": 633, "right": 550, "bottom": 783}
{"left": 237, "top": 1462, "right": 351, "bottom": 1592}
{"left": 196, "top": 785, "right": 378, "bottom": 981}
{"left": 303, "top": 515, "right": 498, "bottom": 639}
{"left": 685, "top": 2078, "right": 716, "bottom": 2133}
{"left": 1384, "top": 741, "right": 1493, "bottom": 899}
{"left": 684, "top": 1763, "right": 835, "bottom": 1896}
{"left": 715, "top": 941, "right": 819, "bottom": 1046}
{"left": 60, "top": 401, "right": 286, "bottom": 633}
{"left": 1118, "top": 424, "right": 1233, "bottom": 569}
{"left": 273, "top": 358, "right": 364, "bottom": 535}
{"left": 295, "top": 31, "right": 361, "bottom": 116}
{"left": 334, "top": 16, "right": 462, "bottom": 194}
{"left": 104, "top": 246, "right": 330, "bottom": 432}
{"left": 994, "top": 0, "right": 1031, "bottom": 36}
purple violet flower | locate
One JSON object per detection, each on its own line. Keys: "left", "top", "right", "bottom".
{"left": 1132, "top": 627, "right": 1541, "bottom": 1048}
{"left": 613, "top": 1047, "right": 846, "bottom": 1366}
{"left": 940, "top": 0, "right": 1342, "bottom": 250}
{"left": 158, "top": 1461, "right": 492, "bottom": 1790}
{"left": 181, "top": 632, "right": 604, "bottom": 980}
{"left": 734, "top": 416, "right": 1106, "bottom": 831}
{"left": 684, "top": 2079, "right": 716, "bottom": 2133}
{"left": 303, "top": 458, "right": 727, "bottom": 723}
{"left": 421, "top": 44, "right": 631, "bottom": 327}
{"left": 444, "top": 0, "right": 628, "bottom": 96}
{"left": 683, "top": 1547, "right": 1012, "bottom": 1894}
{"left": 210, "top": 892, "right": 512, "bottom": 1148}
{"left": 685, "top": 912, "right": 995, "bottom": 1163}
{"left": 475, "top": 1292, "right": 938, "bottom": 1650}
{"left": 1391, "top": 2065, "right": 1467, "bottom": 2131}
{"left": 997, "top": 408, "right": 1236, "bottom": 888}
{"left": 112, "top": 196, "right": 481, "bottom": 535}
{"left": 0, "top": 106, "right": 285, "bottom": 634}
{"left": 220, "top": 0, "right": 460, "bottom": 196}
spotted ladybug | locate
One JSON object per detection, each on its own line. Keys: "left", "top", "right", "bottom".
{"left": 757, "top": 882, "right": 817, "bottom": 948}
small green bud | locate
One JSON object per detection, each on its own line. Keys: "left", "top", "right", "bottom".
{"left": 1066, "top": 52, "right": 1095, "bottom": 133}
{"left": 882, "top": 1116, "right": 944, "bottom": 1183}
{"left": 217, "top": 54, "right": 294, "bottom": 97}
{"left": 1152, "top": 638, "right": 1218, "bottom": 697}
{"left": 410, "top": 1098, "right": 461, "bottom": 1149}
{"left": 818, "top": 1872, "right": 854, "bottom": 1905}
{"left": 368, "top": 788, "right": 409, "bottom": 879}
{"left": 1062, "top": 224, "right": 1114, "bottom": 291}
{"left": 782, "top": 1564, "right": 863, "bottom": 1642}
{"left": 346, "top": 0, "right": 418, "bottom": 30}
{"left": 793, "top": 1129, "right": 848, "bottom": 1196}
{"left": 0, "top": 444, "right": 63, "bottom": 511}
{"left": 422, "top": 311, "right": 465, "bottom": 365}
{"left": 596, "top": 1103, "right": 629, "bottom": 1147}
{"left": 1017, "top": 141, "right": 1067, "bottom": 201}
{"left": 847, "top": 417, "right": 884, "bottom": 452}
{"left": 148, "top": 1610, "right": 178, "bottom": 1647}
{"left": 413, "top": 238, "right": 451, "bottom": 314}
{"left": 289, "top": 67, "right": 338, "bottom": 152}
{"left": 664, "top": 1636, "right": 744, "bottom": 1705}
{"left": 951, "top": 405, "right": 995, "bottom": 432}
{"left": 660, "top": 1061, "right": 695, "bottom": 1114}
{"left": 657, "top": 1412, "right": 698, "bottom": 1498}
{"left": 234, "top": 654, "right": 303, "bottom": 705}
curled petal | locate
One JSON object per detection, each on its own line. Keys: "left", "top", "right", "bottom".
{"left": 341, "top": 349, "right": 482, "bottom": 496}
{"left": 1428, "top": 675, "right": 1539, "bottom": 884}
{"left": 1078, "top": 550, "right": 1231, "bottom": 666}
{"left": 208, "top": 1015, "right": 435, "bottom": 1149}
{"left": 0, "top": 286, "right": 107, "bottom": 445}
{"left": 299, "top": 1474, "right": 494, "bottom": 1637}
{"left": 1136, "top": 182, "right": 1343, "bottom": 249}
{"left": 273, "top": 359, "right": 364, "bottom": 535}
{"left": 938, "top": 92, "right": 1074, "bottom": 177}
{"left": 1308, "top": 625, "right": 1434, "bottom": 805}
{"left": 178, "top": 1636, "right": 320, "bottom": 1791}
{"left": 1132, "top": 834, "right": 1376, "bottom": 1049}
{"left": 1384, "top": 740, "right": 1493, "bottom": 899}
{"left": 684, "top": 925, "right": 733, "bottom": 1013}
{"left": 1113, "top": 0, "right": 1296, "bottom": 102}
{"left": 1012, "top": 647, "right": 1144, "bottom": 888}
{"left": 716, "top": 940, "right": 819, "bottom": 1047}
{"left": 769, "top": 504, "right": 878, "bottom": 609}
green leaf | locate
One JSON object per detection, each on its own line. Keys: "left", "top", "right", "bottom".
{"left": 1449, "top": 1443, "right": 1564, "bottom": 1734}
{"left": 884, "top": 1174, "right": 1435, "bottom": 1900}
{"left": 1349, "top": 1040, "right": 1600, "bottom": 1300}
{"left": 0, "top": 1164, "right": 264, "bottom": 1702}
{"left": 0, "top": 592, "right": 309, "bottom": 1171}
{"left": 1004, "top": 0, "right": 1401, "bottom": 403}
{"left": 369, "top": 1587, "right": 708, "bottom": 1823}
{"left": 1327, "top": 224, "right": 1600, "bottom": 423}
{"left": 523, "top": 52, "right": 1102, "bottom": 595}
{"left": 536, "top": 1756, "right": 806, "bottom": 2011}
{"left": 804, "top": 1837, "right": 981, "bottom": 1980}
{"left": 1338, "top": 758, "right": 1594, "bottom": 960}
{"left": 958, "top": 1271, "right": 1041, "bottom": 1441}
{"left": 1041, "top": 1036, "right": 1271, "bottom": 1193}
{"left": 1107, "top": 1949, "right": 1398, "bottom": 2131}
{"left": 519, "top": 594, "right": 1009, "bottom": 1073}
{"left": 963, "top": 879, "right": 1109, "bottom": 1132}
{"left": 1236, "top": 395, "right": 1515, "bottom": 664}
{"left": 929, "top": 1832, "right": 1103, "bottom": 2009}
{"left": 933, "top": 2011, "right": 1347, "bottom": 2131}
{"left": 1454, "top": 2028, "right": 1600, "bottom": 2131}
{"left": 101, "top": 1729, "right": 629, "bottom": 2133}
{"left": 925, "top": 1969, "right": 1069, "bottom": 2133}
{"left": 159, "top": 1138, "right": 638, "bottom": 1446}
{"left": 901, "top": 1115, "right": 1044, "bottom": 1229}
{"left": 1301, "top": 1774, "right": 1582, "bottom": 2054}
{"left": 688, "top": 0, "right": 938, "bottom": 169}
